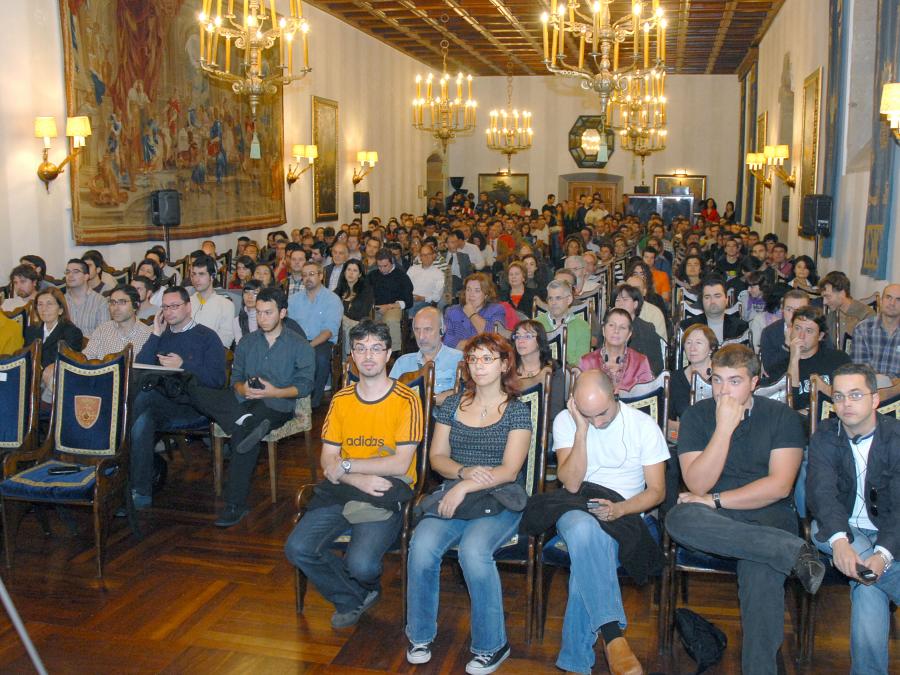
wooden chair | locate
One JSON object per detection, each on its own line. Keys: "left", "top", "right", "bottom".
{"left": 536, "top": 371, "right": 670, "bottom": 642}
{"left": 755, "top": 373, "right": 793, "bottom": 407}
{"left": 292, "top": 361, "right": 435, "bottom": 618}
{"left": 211, "top": 396, "right": 312, "bottom": 503}
{"left": 0, "top": 342, "right": 41, "bottom": 455}
{"left": 3, "top": 303, "right": 31, "bottom": 332}
{"left": 690, "top": 370, "right": 713, "bottom": 404}
{"left": 0, "top": 345, "right": 133, "bottom": 578}
{"left": 104, "top": 263, "right": 134, "bottom": 286}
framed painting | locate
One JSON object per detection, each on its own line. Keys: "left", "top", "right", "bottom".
{"left": 754, "top": 112, "right": 767, "bottom": 223}
{"left": 800, "top": 68, "right": 822, "bottom": 200}
{"left": 478, "top": 173, "right": 529, "bottom": 206}
{"left": 312, "top": 96, "right": 338, "bottom": 222}
{"left": 59, "top": 1, "right": 286, "bottom": 245}
{"left": 653, "top": 174, "right": 707, "bottom": 202}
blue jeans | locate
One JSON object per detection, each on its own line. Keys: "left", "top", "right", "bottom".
{"left": 812, "top": 522, "right": 900, "bottom": 674}
{"left": 406, "top": 509, "right": 521, "bottom": 654}
{"left": 555, "top": 510, "right": 626, "bottom": 674}
{"left": 284, "top": 503, "right": 401, "bottom": 613}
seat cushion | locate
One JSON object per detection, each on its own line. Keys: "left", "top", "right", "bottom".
{"left": 0, "top": 460, "right": 107, "bottom": 501}
{"left": 675, "top": 546, "right": 739, "bottom": 574}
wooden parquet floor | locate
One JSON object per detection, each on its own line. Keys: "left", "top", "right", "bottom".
{"left": 0, "top": 404, "right": 896, "bottom": 674}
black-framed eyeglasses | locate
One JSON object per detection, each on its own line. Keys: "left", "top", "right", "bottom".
{"left": 869, "top": 487, "right": 878, "bottom": 517}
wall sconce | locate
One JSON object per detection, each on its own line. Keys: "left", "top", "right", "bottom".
{"left": 35, "top": 115, "right": 92, "bottom": 192}
{"left": 880, "top": 82, "right": 900, "bottom": 143}
{"left": 745, "top": 144, "right": 795, "bottom": 190}
{"left": 673, "top": 168, "right": 687, "bottom": 176}
{"left": 352, "top": 151, "right": 378, "bottom": 186}
{"left": 286, "top": 144, "right": 317, "bottom": 189}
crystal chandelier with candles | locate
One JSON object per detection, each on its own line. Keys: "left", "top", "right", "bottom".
{"left": 198, "top": 0, "right": 311, "bottom": 157}
{"left": 485, "top": 66, "right": 533, "bottom": 173}
{"left": 412, "top": 40, "right": 477, "bottom": 153}
{"left": 540, "top": 0, "right": 667, "bottom": 132}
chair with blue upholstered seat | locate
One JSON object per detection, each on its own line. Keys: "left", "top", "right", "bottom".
{"left": 0, "top": 345, "right": 133, "bottom": 578}
{"left": 0, "top": 342, "right": 40, "bottom": 456}
{"left": 292, "top": 361, "right": 435, "bottom": 619}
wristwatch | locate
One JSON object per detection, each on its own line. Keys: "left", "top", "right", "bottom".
{"left": 457, "top": 466, "right": 465, "bottom": 480}
{"left": 875, "top": 549, "right": 893, "bottom": 572}
{"left": 341, "top": 459, "right": 352, "bottom": 474}
{"left": 712, "top": 492, "right": 723, "bottom": 509}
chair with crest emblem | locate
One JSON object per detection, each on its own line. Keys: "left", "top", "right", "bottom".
{"left": 0, "top": 342, "right": 41, "bottom": 456}
{"left": 0, "top": 345, "right": 133, "bottom": 577}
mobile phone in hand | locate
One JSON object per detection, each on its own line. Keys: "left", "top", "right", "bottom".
{"left": 857, "top": 563, "right": 878, "bottom": 584}
{"left": 248, "top": 376, "right": 265, "bottom": 390}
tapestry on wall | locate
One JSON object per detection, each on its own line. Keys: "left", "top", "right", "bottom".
{"left": 862, "top": 0, "right": 899, "bottom": 279}
{"left": 800, "top": 68, "right": 822, "bottom": 201}
{"left": 60, "top": 0, "right": 286, "bottom": 245}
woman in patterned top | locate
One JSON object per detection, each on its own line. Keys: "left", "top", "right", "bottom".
{"left": 406, "top": 333, "right": 532, "bottom": 674}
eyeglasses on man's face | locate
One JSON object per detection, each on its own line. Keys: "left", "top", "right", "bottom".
{"left": 352, "top": 344, "right": 388, "bottom": 355}
{"left": 161, "top": 302, "right": 186, "bottom": 311}
{"left": 107, "top": 298, "right": 131, "bottom": 306}
{"left": 832, "top": 391, "right": 873, "bottom": 403}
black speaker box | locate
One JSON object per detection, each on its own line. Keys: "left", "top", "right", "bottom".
{"left": 150, "top": 190, "right": 181, "bottom": 226}
{"left": 353, "top": 191, "right": 370, "bottom": 214}
{"left": 800, "top": 194, "right": 832, "bottom": 237}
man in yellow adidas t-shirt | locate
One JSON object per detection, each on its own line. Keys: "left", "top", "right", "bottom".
{"left": 285, "top": 319, "right": 423, "bottom": 629}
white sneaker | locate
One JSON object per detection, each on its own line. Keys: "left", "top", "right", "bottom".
{"left": 406, "top": 641, "right": 432, "bottom": 665}
{"left": 465, "top": 643, "right": 510, "bottom": 674}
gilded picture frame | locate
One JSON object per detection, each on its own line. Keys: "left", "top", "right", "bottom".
{"left": 754, "top": 112, "right": 767, "bottom": 223}
{"left": 58, "top": 1, "right": 286, "bottom": 245}
{"left": 312, "top": 96, "right": 339, "bottom": 222}
{"left": 801, "top": 68, "right": 822, "bottom": 200}
{"left": 653, "top": 174, "right": 707, "bottom": 202}
{"left": 477, "top": 173, "right": 530, "bottom": 205}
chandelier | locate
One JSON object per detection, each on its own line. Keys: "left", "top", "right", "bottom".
{"left": 620, "top": 125, "right": 667, "bottom": 184}
{"left": 540, "top": 1, "right": 667, "bottom": 130}
{"left": 485, "top": 66, "right": 533, "bottom": 173}
{"left": 412, "top": 40, "right": 477, "bottom": 153}
{"left": 198, "top": 0, "right": 311, "bottom": 157}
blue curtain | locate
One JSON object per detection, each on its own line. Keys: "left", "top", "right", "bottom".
{"left": 821, "top": 0, "right": 849, "bottom": 259}
{"left": 862, "top": 0, "right": 900, "bottom": 278}
{"left": 735, "top": 75, "right": 747, "bottom": 223}
{"left": 744, "top": 66, "right": 758, "bottom": 224}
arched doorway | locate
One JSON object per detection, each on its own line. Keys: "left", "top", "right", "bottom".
{"left": 425, "top": 153, "right": 444, "bottom": 209}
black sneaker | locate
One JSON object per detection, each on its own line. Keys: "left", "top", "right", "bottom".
{"left": 465, "top": 643, "right": 510, "bottom": 674}
{"left": 330, "top": 589, "right": 380, "bottom": 628}
{"left": 235, "top": 419, "right": 271, "bottom": 455}
{"left": 792, "top": 542, "right": 826, "bottom": 594}
{"left": 406, "top": 640, "right": 433, "bottom": 665}
{"left": 214, "top": 504, "right": 250, "bottom": 528}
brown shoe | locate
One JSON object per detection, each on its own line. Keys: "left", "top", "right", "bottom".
{"left": 603, "top": 637, "right": 643, "bottom": 675}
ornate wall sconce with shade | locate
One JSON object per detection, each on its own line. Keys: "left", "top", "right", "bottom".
{"left": 745, "top": 144, "right": 795, "bottom": 189}
{"left": 285, "top": 143, "right": 317, "bottom": 189}
{"left": 880, "top": 82, "right": 900, "bottom": 142}
{"left": 34, "top": 115, "right": 91, "bottom": 192}
{"left": 352, "top": 151, "right": 378, "bottom": 186}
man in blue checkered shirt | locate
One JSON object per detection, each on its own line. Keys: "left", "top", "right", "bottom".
{"left": 851, "top": 285, "right": 900, "bottom": 378}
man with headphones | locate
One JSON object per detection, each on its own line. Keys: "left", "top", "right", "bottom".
{"left": 83, "top": 284, "right": 152, "bottom": 360}
{"left": 389, "top": 306, "right": 462, "bottom": 405}
{"left": 551, "top": 370, "right": 669, "bottom": 675}
{"left": 806, "top": 362, "right": 900, "bottom": 674}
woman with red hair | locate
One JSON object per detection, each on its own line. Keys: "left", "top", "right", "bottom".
{"left": 406, "top": 333, "right": 532, "bottom": 672}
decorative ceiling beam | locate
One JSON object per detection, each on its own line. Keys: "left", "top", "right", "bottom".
{"left": 752, "top": 0, "right": 787, "bottom": 45}
{"left": 674, "top": 0, "right": 692, "bottom": 73}
{"left": 736, "top": 45, "right": 759, "bottom": 80}
{"left": 399, "top": 1, "right": 507, "bottom": 75}
{"left": 486, "top": 0, "right": 544, "bottom": 72}
{"left": 439, "top": 0, "right": 536, "bottom": 75}
{"left": 705, "top": 0, "right": 738, "bottom": 74}
{"left": 315, "top": 0, "right": 471, "bottom": 73}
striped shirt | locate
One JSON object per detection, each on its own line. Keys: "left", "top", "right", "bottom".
{"left": 851, "top": 315, "right": 900, "bottom": 378}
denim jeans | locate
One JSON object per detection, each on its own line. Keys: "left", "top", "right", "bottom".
{"left": 406, "top": 509, "right": 521, "bottom": 654}
{"left": 555, "top": 511, "right": 626, "bottom": 674}
{"left": 284, "top": 503, "right": 401, "bottom": 613}
{"left": 129, "top": 389, "right": 205, "bottom": 497}
{"left": 666, "top": 502, "right": 805, "bottom": 675}
{"left": 812, "top": 522, "right": 900, "bottom": 674}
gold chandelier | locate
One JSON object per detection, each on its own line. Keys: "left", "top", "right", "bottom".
{"left": 485, "top": 67, "right": 533, "bottom": 173}
{"left": 198, "top": 0, "right": 311, "bottom": 157}
{"left": 412, "top": 40, "right": 477, "bottom": 152}
{"left": 540, "top": 1, "right": 667, "bottom": 131}
{"left": 621, "top": 125, "right": 667, "bottom": 184}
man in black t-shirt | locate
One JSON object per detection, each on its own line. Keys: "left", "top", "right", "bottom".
{"left": 715, "top": 237, "right": 743, "bottom": 282}
{"left": 665, "top": 345, "right": 824, "bottom": 675}
{"left": 766, "top": 306, "right": 851, "bottom": 411}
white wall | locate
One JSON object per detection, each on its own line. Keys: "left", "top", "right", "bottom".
{"left": 447, "top": 74, "right": 740, "bottom": 210}
{"left": 750, "top": 0, "right": 899, "bottom": 292}
{"left": 0, "top": 1, "right": 432, "bottom": 277}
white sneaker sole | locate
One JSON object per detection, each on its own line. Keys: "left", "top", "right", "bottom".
{"left": 406, "top": 649, "right": 432, "bottom": 665}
